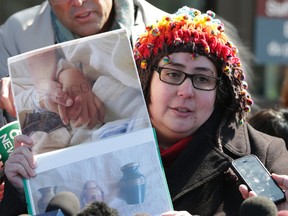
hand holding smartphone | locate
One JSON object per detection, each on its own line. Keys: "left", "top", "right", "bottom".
{"left": 230, "top": 154, "right": 286, "bottom": 204}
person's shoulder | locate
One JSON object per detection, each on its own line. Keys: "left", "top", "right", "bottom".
{"left": 0, "top": 1, "right": 54, "bottom": 58}
{"left": 133, "top": 0, "right": 169, "bottom": 20}
{"left": 131, "top": 0, "right": 169, "bottom": 41}
{"left": 3, "top": 1, "right": 50, "bottom": 27}
{"left": 247, "top": 123, "right": 286, "bottom": 146}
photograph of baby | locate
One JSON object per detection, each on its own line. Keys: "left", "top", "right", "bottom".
{"left": 8, "top": 29, "right": 151, "bottom": 154}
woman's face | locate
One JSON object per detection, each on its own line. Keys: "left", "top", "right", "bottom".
{"left": 148, "top": 52, "right": 218, "bottom": 147}
{"left": 49, "top": 0, "right": 113, "bottom": 37}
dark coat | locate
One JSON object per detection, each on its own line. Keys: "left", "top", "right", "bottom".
{"left": 166, "top": 108, "right": 288, "bottom": 216}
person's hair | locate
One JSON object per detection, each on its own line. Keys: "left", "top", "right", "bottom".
{"left": 248, "top": 108, "right": 288, "bottom": 146}
{"left": 77, "top": 201, "right": 119, "bottom": 216}
{"left": 280, "top": 72, "right": 288, "bottom": 107}
{"left": 133, "top": 6, "right": 253, "bottom": 123}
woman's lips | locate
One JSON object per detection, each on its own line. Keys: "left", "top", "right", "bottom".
{"left": 172, "top": 107, "right": 193, "bottom": 117}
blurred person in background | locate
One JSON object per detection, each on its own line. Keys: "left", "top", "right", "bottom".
{"left": 248, "top": 108, "right": 288, "bottom": 147}
{"left": 280, "top": 71, "right": 288, "bottom": 108}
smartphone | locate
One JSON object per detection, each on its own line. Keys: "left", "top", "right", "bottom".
{"left": 231, "top": 154, "right": 286, "bottom": 204}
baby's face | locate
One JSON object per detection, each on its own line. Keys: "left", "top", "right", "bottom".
{"left": 58, "top": 67, "right": 90, "bottom": 97}
{"left": 58, "top": 67, "right": 85, "bottom": 83}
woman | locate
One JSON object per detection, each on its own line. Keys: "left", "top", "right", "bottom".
{"left": 133, "top": 6, "right": 288, "bottom": 215}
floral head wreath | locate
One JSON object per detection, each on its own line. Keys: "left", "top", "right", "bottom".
{"left": 133, "top": 6, "right": 253, "bottom": 123}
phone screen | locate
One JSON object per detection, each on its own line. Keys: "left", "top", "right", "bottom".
{"left": 231, "top": 155, "right": 285, "bottom": 204}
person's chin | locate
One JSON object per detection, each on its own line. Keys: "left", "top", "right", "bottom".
{"left": 73, "top": 26, "right": 100, "bottom": 37}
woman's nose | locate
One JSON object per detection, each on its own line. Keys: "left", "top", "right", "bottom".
{"left": 177, "top": 78, "right": 195, "bottom": 98}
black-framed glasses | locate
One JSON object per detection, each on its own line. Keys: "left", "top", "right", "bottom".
{"left": 153, "top": 66, "right": 220, "bottom": 91}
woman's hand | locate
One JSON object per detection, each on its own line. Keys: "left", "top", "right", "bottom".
{"left": 58, "top": 68, "right": 105, "bottom": 128}
{"left": 0, "top": 182, "right": 4, "bottom": 201}
{"left": 272, "top": 173, "right": 288, "bottom": 211}
{"left": 64, "top": 92, "right": 105, "bottom": 128}
{"left": 239, "top": 173, "right": 288, "bottom": 214}
{"left": 238, "top": 184, "right": 257, "bottom": 200}
{"left": 161, "top": 211, "right": 193, "bottom": 216}
{"left": 4, "top": 135, "right": 36, "bottom": 192}
{"left": 0, "top": 77, "right": 16, "bottom": 117}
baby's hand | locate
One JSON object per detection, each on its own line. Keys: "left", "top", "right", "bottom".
{"left": 37, "top": 79, "right": 72, "bottom": 107}
{"left": 37, "top": 79, "right": 73, "bottom": 125}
